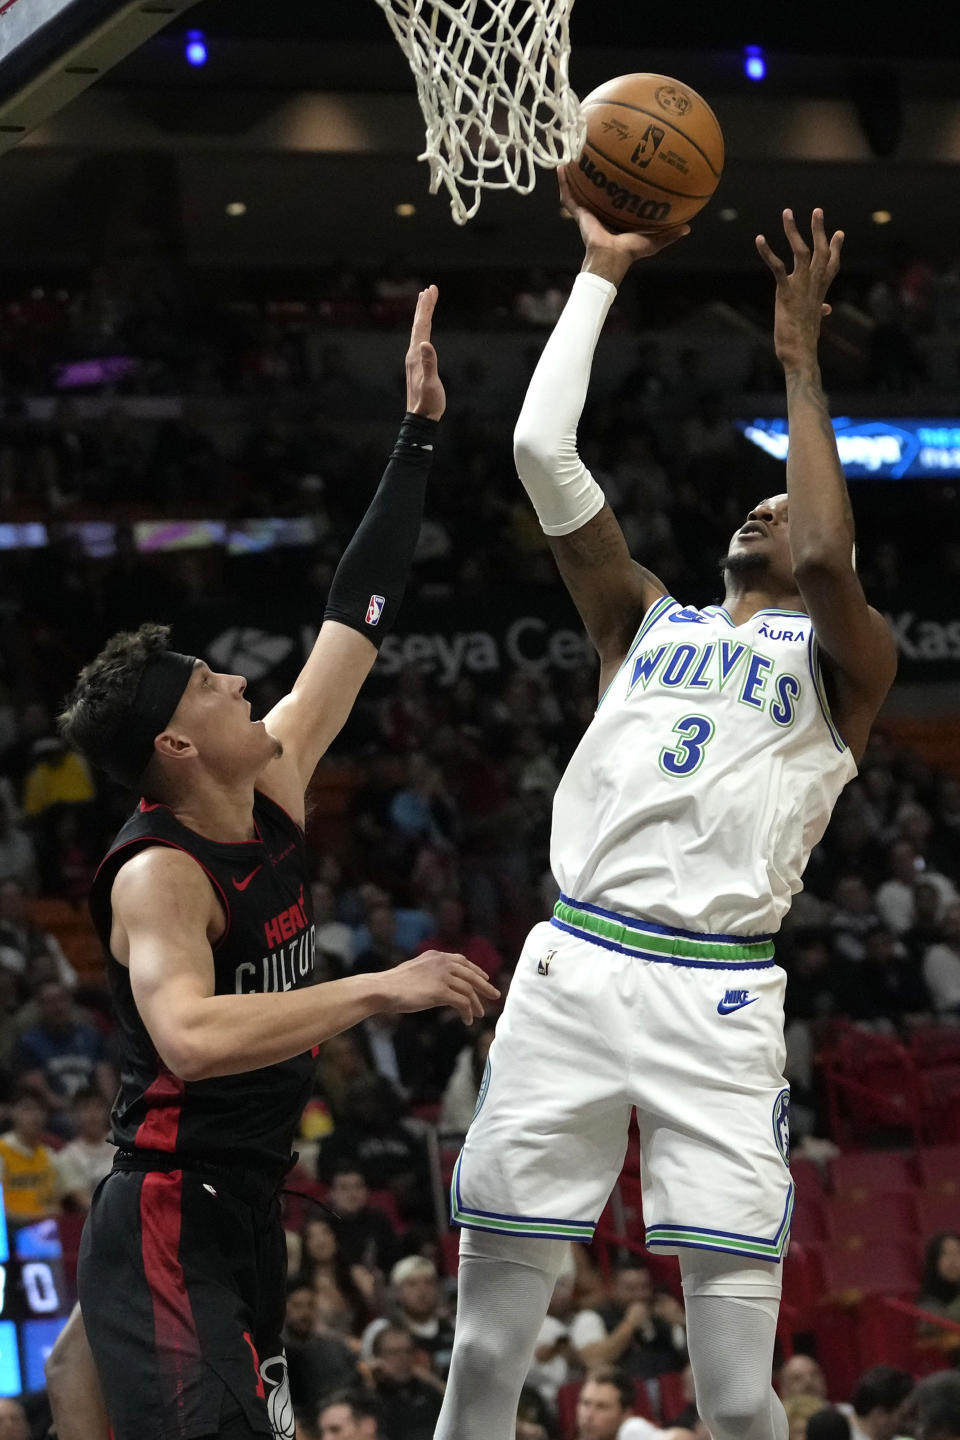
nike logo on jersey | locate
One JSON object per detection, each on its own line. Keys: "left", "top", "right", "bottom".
{"left": 717, "top": 989, "right": 759, "bottom": 1015}
{"left": 233, "top": 866, "right": 262, "bottom": 891}
{"left": 668, "top": 608, "right": 708, "bottom": 624}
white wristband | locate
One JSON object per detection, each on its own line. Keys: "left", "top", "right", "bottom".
{"left": 512, "top": 271, "right": 616, "bottom": 536}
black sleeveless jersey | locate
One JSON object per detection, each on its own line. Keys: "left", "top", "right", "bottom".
{"left": 88, "top": 791, "right": 318, "bottom": 1172}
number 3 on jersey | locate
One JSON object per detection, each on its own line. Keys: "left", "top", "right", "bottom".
{"left": 659, "top": 714, "right": 715, "bottom": 776}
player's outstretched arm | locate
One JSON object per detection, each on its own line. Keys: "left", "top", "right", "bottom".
{"left": 757, "top": 209, "right": 896, "bottom": 757}
{"left": 259, "top": 287, "right": 445, "bottom": 821}
{"left": 513, "top": 169, "right": 688, "bottom": 695}
{"left": 114, "top": 848, "right": 498, "bottom": 1082}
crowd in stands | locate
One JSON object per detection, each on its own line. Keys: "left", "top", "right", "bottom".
{"left": 0, "top": 242, "right": 959, "bottom": 1434}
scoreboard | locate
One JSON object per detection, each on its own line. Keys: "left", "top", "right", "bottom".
{"left": 0, "top": 1196, "right": 70, "bottom": 1397}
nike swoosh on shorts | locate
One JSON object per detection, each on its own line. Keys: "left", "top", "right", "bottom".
{"left": 716, "top": 997, "right": 760, "bottom": 1015}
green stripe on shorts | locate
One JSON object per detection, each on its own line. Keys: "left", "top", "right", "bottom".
{"left": 552, "top": 901, "right": 775, "bottom": 964}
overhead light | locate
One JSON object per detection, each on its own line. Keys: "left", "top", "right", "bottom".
{"left": 872, "top": 209, "right": 892, "bottom": 225}
{"left": 744, "top": 45, "right": 766, "bottom": 81}
{"left": 394, "top": 202, "right": 416, "bottom": 217}
{"left": 185, "top": 30, "right": 207, "bottom": 67}
{"left": 718, "top": 207, "right": 738, "bottom": 222}
{"left": 225, "top": 201, "right": 247, "bottom": 217}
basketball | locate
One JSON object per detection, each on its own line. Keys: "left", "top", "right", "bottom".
{"left": 568, "top": 73, "right": 724, "bottom": 233}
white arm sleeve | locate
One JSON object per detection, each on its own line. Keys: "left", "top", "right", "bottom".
{"left": 513, "top": 271, "right": 617, "bottom": 536}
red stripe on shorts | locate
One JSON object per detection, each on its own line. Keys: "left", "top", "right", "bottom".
{"left": 140, "top": 1170, "right": 200, "bottom": 1433}
{"left": 135, "top": 1069, "right": 185, "bottom": 1151}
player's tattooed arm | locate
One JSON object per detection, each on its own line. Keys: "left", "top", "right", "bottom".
{"left": 757, "top": 208, "right": 897, "bottom": 757}
{"left": 549, "top": 504, "right": 667, "bottom": 692}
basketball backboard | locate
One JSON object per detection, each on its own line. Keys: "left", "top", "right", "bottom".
{"left": 0, "top": 0, "right": 202, "bottom": 156}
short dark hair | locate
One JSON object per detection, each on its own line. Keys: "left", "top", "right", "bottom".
{"left": 320, "top": 1390, "right": 381, "bottom": 1426}
{"left": 372, "top": 1325, "right": 413, "bottom": 1358}
{"left": 584, "top": 1367, "right": 634, "bottom": 1413}
{"left": 806, "top": 1409, "right": 852, "bottom": 1440}
{"left": 11, "top": 1086, "right": 46, "bottom": 1110}
{"left": 285, "top": 1277, "right": 314, "bottom": 1300}
{"left": 58, "top": 622, "right": 172, "bottom": 787}
{"left": 71, "top": 1086, "right": 105, "bottom": 1107}
{"left": 329, "top": 1162, "right": 366, "bottom": 1183}
{"left": 915, "top": 1371, "right": 960, "bottom": 1440}
{"left": 852, "top": 1366, "right": 914, "bottom": 1418}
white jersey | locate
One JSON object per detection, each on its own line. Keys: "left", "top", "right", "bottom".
{"left": 550, "top": 595, "right": 857, "bottom": 935}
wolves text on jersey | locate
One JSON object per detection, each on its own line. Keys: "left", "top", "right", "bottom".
{"left": 627, "top": 638, "right": 802, "bottom": 726}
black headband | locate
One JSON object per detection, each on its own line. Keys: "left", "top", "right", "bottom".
{"left": 104, "top": 650, "right": 197, "bottom": 788}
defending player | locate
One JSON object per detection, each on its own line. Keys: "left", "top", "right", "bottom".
{"left": 434, "top": 184, "right": 896, "bottom": 1440}
{"left": 46, "top": 288, "right": 498, "bottom": 1440}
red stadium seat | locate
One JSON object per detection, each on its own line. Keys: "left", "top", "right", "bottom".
{"left": 556, "top": 1381, "right": 582, "bottom": 1440}
{"left": 781, "top": 1241, "right": 819, "bottom": 1330}
{"left": 817, "top": 1241, "right": 919, "bottom": 1302}
{"left": 824, "top": 1192, "right": 918, "bottom": 1245}
{"left": 915, "top": 1191, "right": 960, "bottom": 1237}
{"left": 821, "top": 1026, "right": 924, "bottom": 1149}
{"left": 916, "top": 1145, "right": 960, "bottom": 1195}
{"left": 910, "top": 1027, "right": 960, "bottom": 1069}
{"left": 790, "top": 1194, "right": 827, "bottom": 1245}
{"left": 829, "top": 1149, "right": 917, "bottom": 1199}
{"left": 657, "top": 1371, "right": 690, "bottom": 1423}
{"left": 790, "top": 1156, "right": 826, "bottom": 1196}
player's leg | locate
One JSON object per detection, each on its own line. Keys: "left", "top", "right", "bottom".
{"left": 45, "top": 1304, "right": 111, "bottom": 1440}
{"left": 437, "top": 921, "right": 635, "bottom": 1440}
{"left": 435, "top": 1230, "right": 568, "bottom": 1440}
{"left": 679, "top": 1251, "right": 787, "bottom": 1440}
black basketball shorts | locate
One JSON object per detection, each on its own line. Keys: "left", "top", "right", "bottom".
{"left": 78, "top": 1162, "right": 294, "bottom": 1440}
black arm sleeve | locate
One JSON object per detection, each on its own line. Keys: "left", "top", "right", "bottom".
{"left": 323, "top": 411, "right": 438, "bottom": 649}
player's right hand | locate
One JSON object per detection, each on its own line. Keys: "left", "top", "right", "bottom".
{"left": 383, "top": 950, "right": 500, "bottom": 1024}
{"left": 558, "top": 165, "right": 690, "bottom": 286}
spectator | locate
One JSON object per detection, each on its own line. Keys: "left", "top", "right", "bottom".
{"left": 319, "top": 1392, "right": 383, "bottom": 1440}
{"left": 903, "top": 882, "right": 945, "bottom": 964}
{"left": 923, "top": 903, "right": 960, "bottom": 1015}
{"left": 365, "top": 1257, "right": 455, "bottom": 1378}
{"left": 22, "top": 734, "right": 95, "bottom": 816}
{"left": 359, "top": 1010, "right": 429, "bottom": 1104}
{"left": 575, "top": 1265, "right": 686, "bottom": 1381}
{"left": 0, "top": 795, "right": 36, "bottom": 890}
{"left": 517, "top": 1386, "right": 555, "bottom": 1440}
{"left": 284, "top": 1280, "right": 358, "bottom": 1424}
{"left": 327, "top": 1164, "right": 401, "bottom": 1275}
{"left": 914, "top": 1372, "right": 960, "bottom": 1440}
{"left": 0, "top": 880, "right": 77, "bottom": 989}
{"left": 847, "top": 1366, "right": 914, "bottom": 1440}
{"left": 806, "top": 1412, "right": 853, "bottom": 1440}
{"left": 312, "top": 880, "right": 356, "bottom": 975}
{"left": 295, "top": 1216, "right": 373, "bottom": 1341}
{"left": 785, "top": 1396, "right": 828, "bottom": 1440}
{"left": 780, "top": 1356, "right": 829, "bottom": 1402}
{"left": 830, "top": 876, "right": 881, "bottom": 963}
{"left": 0, "top": 1398, "right": 30, "bottom": 1440}
{"left": 15, "top": 980, "right": 115, "bottom": 1127}
{"left": 439, "top": 1017, "right": 496, "bottom": 1134}
{"left": 53, "top": 1086, "right": 112, "bottom": 1211}
{"left": 420, "top": 896, "right": 503, "bottom": 982}
{"left": 317, "top": 1035, "right": 371, "bottom": 1121}
{"left": 574, "top": 1367, "right": 661, "bottom": 1440}
{"left": 318, "top": 1076, "right": 430, "bottom": 1216}
{"left": 876, "top": 842, "right": 956, "bottom": 937}
{"left": 365, "top": 1325, "right": 444, "bottom": 1440}
{"left": 835, "top": 926, "right": 931, "bottom": 1029}
{"left": 388, "top": 752, "right": 458, "bottom": 851}
{"left": 352, "top": 904, "right": 407, "bottom": 977}
{"left": 0, "top": 1089, "right": 60, "bottom": 1226}
{"left": 917, "top": 1232, "right": 960, "bottom": 1322}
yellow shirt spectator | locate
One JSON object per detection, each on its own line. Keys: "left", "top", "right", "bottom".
{"left": 23, "top": 743, "right": 94, "bottom": 817}
{"left": 0, "top": 1092, "right": 61, "bottom": 1223}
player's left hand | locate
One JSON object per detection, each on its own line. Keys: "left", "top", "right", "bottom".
{"left": 755, "top": 208, "right": 843, "bottom": 370}
{"left": 406, "top": 284, "right": 446, "bottom": 421}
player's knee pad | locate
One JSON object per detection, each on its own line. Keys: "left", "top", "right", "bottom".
{"left": 459, "top": 1225, "right": 568, "bottom": 1278}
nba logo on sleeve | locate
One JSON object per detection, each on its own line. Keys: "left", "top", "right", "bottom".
{"left": 365, "top": 594, "right": 386, "bottom": 626}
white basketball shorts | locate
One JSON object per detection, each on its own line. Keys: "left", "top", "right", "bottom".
{"left": 451, "top": 900, "right": 793, "bottom": 1263}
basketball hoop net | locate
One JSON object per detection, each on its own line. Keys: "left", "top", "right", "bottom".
{"left": 372, "top": 0, "right": 584, "bottom": 224}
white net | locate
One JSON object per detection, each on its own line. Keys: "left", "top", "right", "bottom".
{"left": 372, "top": 0, "right": 584, "bottom": 224}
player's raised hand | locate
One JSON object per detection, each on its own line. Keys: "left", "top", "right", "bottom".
{"left": 558, "top": 165, "right": 690, "bottom": 287}
{"left": 405, "top": 284, "right": 445, "bottom": 421}
{"left": 382, "top": 949, "right": 500, "bottom": 1025}
{"left": 756, "top": 208, "right": 844, "bottom": 371}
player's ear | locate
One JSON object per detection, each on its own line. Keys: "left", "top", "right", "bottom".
{"left": 154, "top": 729, "right": 198, "bottom": 763}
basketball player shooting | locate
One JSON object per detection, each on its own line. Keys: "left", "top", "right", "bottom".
{"left": 434, "top": 179, "right": 896, "bottom": 1440}
{"left": 43, "top": 288, "right": 498, "bottom": 1440}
